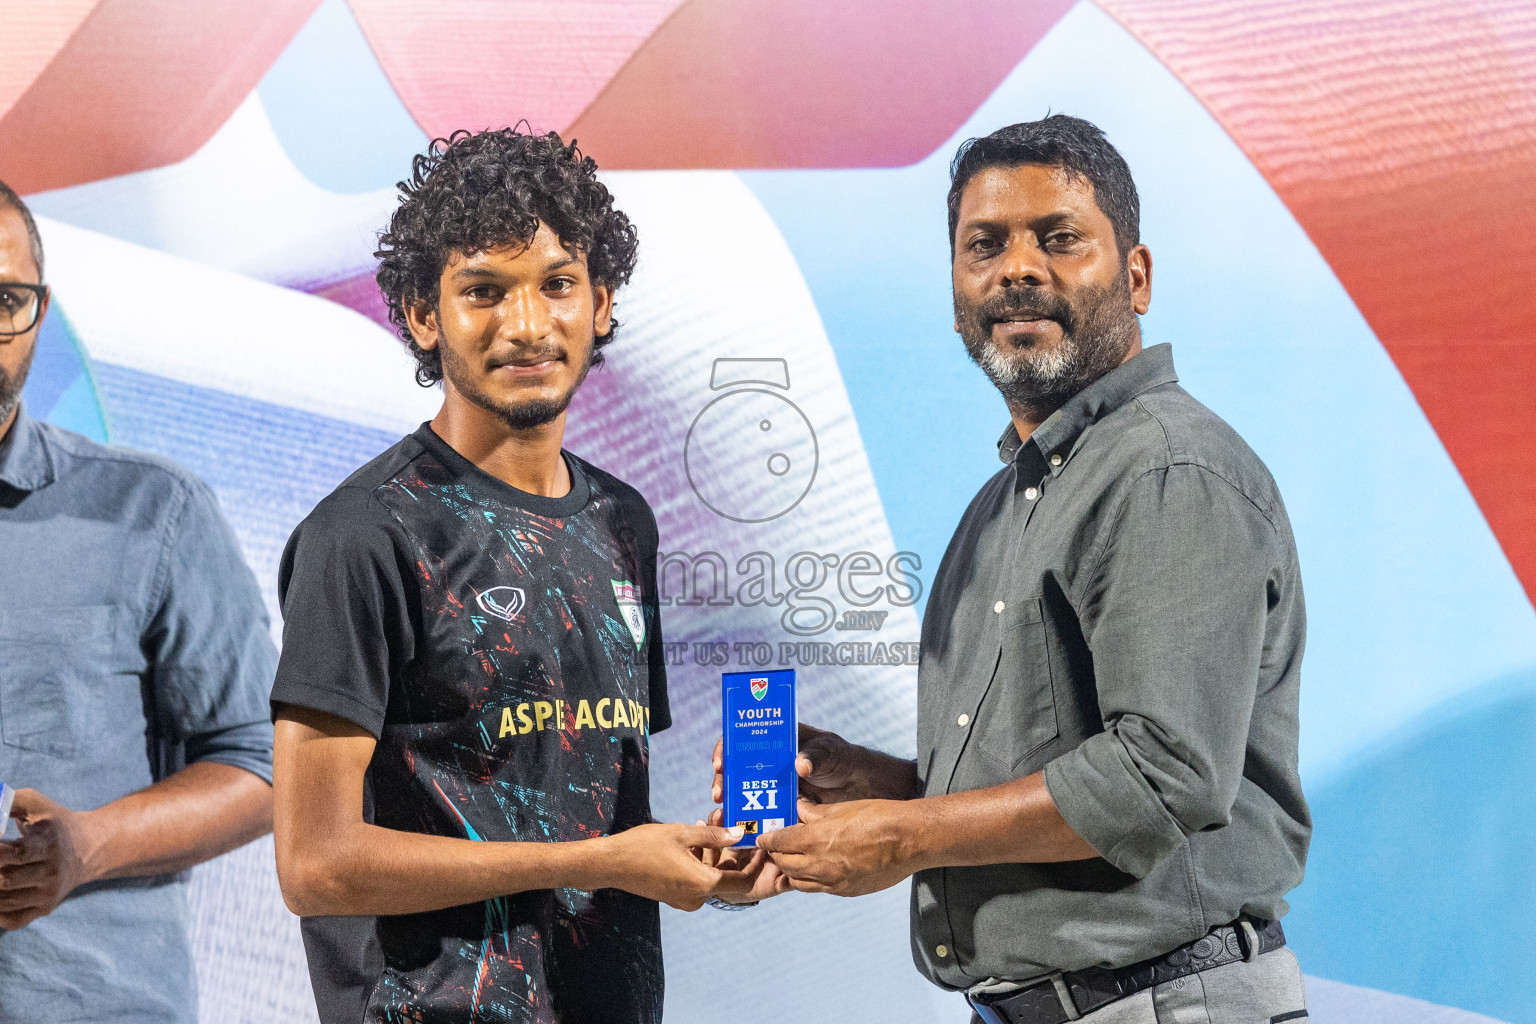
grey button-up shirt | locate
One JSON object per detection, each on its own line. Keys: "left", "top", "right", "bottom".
{"left": 911, "top": 345, "right": 1309, "bottom": 989}
{"left": 0, "top": 405, "right": 276, "bottom": 1024}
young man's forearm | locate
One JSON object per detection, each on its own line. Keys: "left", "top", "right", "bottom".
{"left": 278, "top": 823, "right": 612, "bottom": 917}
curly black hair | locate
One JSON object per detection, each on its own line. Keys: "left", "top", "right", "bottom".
{"left": 375, "top": 127, "right": 640, "bottom": 386}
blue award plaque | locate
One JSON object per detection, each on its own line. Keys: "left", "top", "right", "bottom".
{"left": 0, "top": 783, "right": 14, "bottom": 839}
{"left": 721, "top": 669, "right": 797, "bottom": 847}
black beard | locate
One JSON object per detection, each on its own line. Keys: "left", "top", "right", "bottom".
{"left": 0, "top": 341, "right": 36, "bottom": 425}
{"left": 955, "top": 271, "right": 1139, "bottom": 422}
{"left": 439, "top": 340, "right": 591, "bottom": 431}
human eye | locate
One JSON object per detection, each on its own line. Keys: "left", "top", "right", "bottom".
{"left": 968, "top": 235, "right": 1002, "bottom": 257}
{"left": 1044, "top": 229, "right": 1083, "bottom": 252}
{"left": 463, "top": 284, "right": 501, "bottom": 303}
{"left": 544, "top": 276, "right": 574, "bottom": 296}
{"left": 0, "top": 289, "right": 18, "bottom": 313}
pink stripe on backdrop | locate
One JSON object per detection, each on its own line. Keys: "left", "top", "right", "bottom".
{"left": 0, "top": 0, "right": 321, "bottom": 194}
{"left": 344, "top": 0, "right": 686, "bottom": 139}
{"left": 566, "top": 0, "right": 1077, "bottom": 168}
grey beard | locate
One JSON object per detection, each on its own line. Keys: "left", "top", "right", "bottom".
{"left": 959, "top": 279, "right": 1139, "bottom": 422}
{"left": 0, "top": 342, "right": 36, "bottom": 425}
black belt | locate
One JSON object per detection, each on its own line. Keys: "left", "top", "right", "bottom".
{"left": 968, "top": 917, "right": 1286, "bottom": 1024}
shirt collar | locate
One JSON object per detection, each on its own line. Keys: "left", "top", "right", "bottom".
{"left": 997, "top": 343, "right": 1179, "bottom": 479}
{"left": 0, "top": 403, "right": 57, "bottom": 491}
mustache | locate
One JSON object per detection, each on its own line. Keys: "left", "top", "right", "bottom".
{"left": 487, "top": 346, "right": 565, "bottom": 369}
{"left": 978, "top": 286, "right": 1076, "bottom": 332}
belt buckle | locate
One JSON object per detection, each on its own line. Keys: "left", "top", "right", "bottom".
{"left": 967, "top": 973, "right": 1081, "bottom": 1024}
{"left": 967, "top": 999, "right": 1008, "bottom": 1024}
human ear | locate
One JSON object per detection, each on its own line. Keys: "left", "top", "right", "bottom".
{"left": 1127, "top": 245, "right": 1152, "bottom": 315}
{"left": 591, "top": 283, "right": 614, "bottom": 338}
{"left": 404, "top": 297, "right": 440, "bottom": 351}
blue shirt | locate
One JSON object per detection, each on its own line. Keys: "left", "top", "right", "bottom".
{"left": 0, "top": 405, "right": 276, "bottom": 1024}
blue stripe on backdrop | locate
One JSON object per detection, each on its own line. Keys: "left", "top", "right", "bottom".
{"left": 257, "top": 0, "right": 430, "bottom": 195}
{"left": 1293, "top": 672, "right": 1536, "bottom": 1024}
{"left": 90, "top": 363, "right": 400, "bottom": 625}
{"left": 743, "top": 4, "right": 1536, "bottom": 1018}
{"left": 22, "top": 300, "right": 107, "bottom": 442}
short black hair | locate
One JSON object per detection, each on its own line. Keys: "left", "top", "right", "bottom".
{"left": 947, "top": 115, "right": 1140, "bottom": 259}
{"left": 0, "top": 178, "right": 45, "bottom": 281}
{"left": 375, "top": 127, "right": 639, "bottom": 386}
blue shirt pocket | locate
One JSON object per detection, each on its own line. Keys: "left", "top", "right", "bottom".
{"left": 0, "top": 604, "right": 120, "bottom": 756}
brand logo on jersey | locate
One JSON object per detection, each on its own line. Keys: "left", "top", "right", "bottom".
{"left": 611, "top": 581, "right": 645, "bottom": 649}
{"left": 476, "top": 586, "right": 526, "bottom": 622}
{"left": 750, "top": 676, "right": 769, "bottom": 701}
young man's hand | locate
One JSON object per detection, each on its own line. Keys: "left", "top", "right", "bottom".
{"left": 597, "top": 822, "right": 756, "bottom": 911}
{"left": 695, "top": 809, "right": 794, "bottom": 905}
{"left": 0, "top": 788, "right": 96, "bottom": 930}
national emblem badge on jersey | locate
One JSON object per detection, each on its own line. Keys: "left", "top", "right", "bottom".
{"left": 611, "top": 580, "right": 646, "bottom": 649}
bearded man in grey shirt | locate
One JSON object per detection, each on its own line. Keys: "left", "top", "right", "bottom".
{"left": 739, "top": 116, "right": 1312, "bottom": 1024}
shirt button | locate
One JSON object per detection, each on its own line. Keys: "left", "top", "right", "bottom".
{"left": 1025, "top": 486, "right": 1039, "bottom": 500}
{"left": 936, "top": 944, "right": 949, "bottom": 958}
{"left": 993, "top": 601, "right": 1005, "bottom": 613}
{"left": 957, "top": 714, "right": 970, "bottom": 727}
{"left": 1050, "top": 454, "right": 1063, "bottom": 467}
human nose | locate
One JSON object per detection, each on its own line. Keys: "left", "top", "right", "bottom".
{"left": 497, "top": 285, "right": 554, "bottom": 344}
{"left": 997, "top": 236, "right": 1048, "bottom": 289}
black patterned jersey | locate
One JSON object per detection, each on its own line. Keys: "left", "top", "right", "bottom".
{"left": 271, "top": 423, "right": 670, "bottom": 1024}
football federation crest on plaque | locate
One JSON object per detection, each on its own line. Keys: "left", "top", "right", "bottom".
{"left": 611, "top": 580, "right": 645, "bottom": 649}
{"left": 721, "top": 670, "right": 798, "bottom": 847}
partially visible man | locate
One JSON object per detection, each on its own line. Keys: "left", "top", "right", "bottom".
{"left": 0, "top": 181, "right": 276, "bottom": 1023}
{"left": 744, "top": 116, "right": 1312, "bottom": 1024}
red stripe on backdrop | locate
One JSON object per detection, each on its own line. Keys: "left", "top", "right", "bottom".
{"left": 343, "top": 0, "right": 687, "bottom": 140}
{"left": 0, "top": 0, "right": 321, "bottom": 194}
{"left": 565, "top": 0, "right": 1077, "bottom": 168}
{"left": 1098, "top": 0, "right": 1536, "bottom": 606}
{"left": 345, "top": 0, "right": 1075, "bottom": 169}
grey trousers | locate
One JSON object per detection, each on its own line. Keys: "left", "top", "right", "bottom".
{"left": 973, "top": 948, "right": 1309, "bottom": 1024}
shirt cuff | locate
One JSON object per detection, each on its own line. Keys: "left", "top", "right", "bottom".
{"left": 1042, "top": 733, "right": 1188, "bottom": 879}
{"left": 185, "top": 721, "right": 274, "bottom": 785}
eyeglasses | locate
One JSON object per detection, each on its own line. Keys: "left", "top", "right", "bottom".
{"left": 0, "top": 282, "right": 47, "bottom": 337}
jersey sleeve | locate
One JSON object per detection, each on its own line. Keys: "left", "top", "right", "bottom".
{"left": 270, "top": 487, "right": 416, "bottom": 737}
{"left": 623, "top": 487, "right": 670, "bottom": 734}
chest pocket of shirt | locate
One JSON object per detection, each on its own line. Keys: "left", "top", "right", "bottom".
{"left": 967, "top": 597, "right": 1059, "bottom": 777}
{"left": 0, "top": 605, "right": 120, "bottom": 755}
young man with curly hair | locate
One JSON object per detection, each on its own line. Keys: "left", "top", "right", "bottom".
{"left": 270, "top": 129, "right": 762, "bottom": 1024}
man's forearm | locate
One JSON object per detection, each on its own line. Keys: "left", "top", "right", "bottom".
{"left": 78, "top": 761, "right": 272, "bottom": 882}
{"left": 854, "top": 749, "right": 921, "bottom": 804}
{"left": 901, "top": 771, "right": 1097, "bottom": 870}
{"left": 278, "top": 823, "right": 616, "bottom": 917}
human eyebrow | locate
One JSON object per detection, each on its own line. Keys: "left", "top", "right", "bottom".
{"left": 541, "top": 255, "right": 579, "bottom": 274}
{"left": 449, "top": 265, "right": 501, "bottom": 282}
{"left": 1032, "top": 211, "right": 1082, "bottom": 232}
